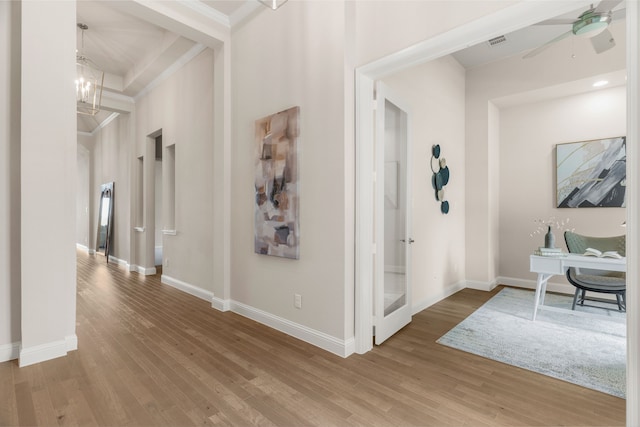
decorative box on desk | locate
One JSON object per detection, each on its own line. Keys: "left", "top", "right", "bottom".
{"left": 533, "top": 247, "right": 567, "bottom": 257}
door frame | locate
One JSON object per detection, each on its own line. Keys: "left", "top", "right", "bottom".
{"left": 355, "top": 1, "right": 638, "bottom": 422}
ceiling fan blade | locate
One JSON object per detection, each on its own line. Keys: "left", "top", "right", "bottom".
{"left": 594, "top": 0, "right": 623, "bottom": 13}
{"left": 523, "top": 30, "right": 573, "bottom": 59}
{"left": 611, "top": 8, "right": 626, "bottom": 20}
{"left": 591, "top": 28, "right": 616, "bottom": 53}
{"left": 534, "top": 18, "right": 576, "bottom": 25}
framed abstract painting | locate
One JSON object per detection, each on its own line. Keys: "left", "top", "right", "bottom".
{"left": 254, "top": 106, "right": 300, "bottom": 259}
{"left": 556, "top": 136, "right": 626, "bottom": 208}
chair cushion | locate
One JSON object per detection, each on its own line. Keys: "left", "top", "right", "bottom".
{"left": 564, "top": 232, "right": 627, "bottom": 294}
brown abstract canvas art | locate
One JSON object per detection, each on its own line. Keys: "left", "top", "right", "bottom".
{"left": 254, "top": 107, "right": 300, "bottom": 259}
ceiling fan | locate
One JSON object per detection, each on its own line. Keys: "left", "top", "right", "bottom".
{"left": 523, "top": 0, "right": 625, "bottom": 59}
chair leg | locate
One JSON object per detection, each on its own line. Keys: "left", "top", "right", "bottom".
{"left": 572, "top": 288, "right": 580, "bottom": 310}
{"left": 617, "top": 292, "right": 626, "bottom": 311}
{"left": 579, "top": 290, "right": 586, "bottom": 306}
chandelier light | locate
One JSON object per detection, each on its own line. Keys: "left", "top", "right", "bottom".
{"left": 76, "top": 23, "right": 104, "bottom": 116}
{"left": 258, "top": 0, "right": 288, "bottom": 10}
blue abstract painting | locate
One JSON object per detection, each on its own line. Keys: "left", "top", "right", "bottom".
{"left": 556, "top": 136, "right": 626, "bottom": 208}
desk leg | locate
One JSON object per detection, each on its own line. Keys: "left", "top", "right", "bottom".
{"left": 540, "top": 277, "right": 549, "bottom": 306}
{"left": 532, "top": 273, "right": 551, "bottom": 321}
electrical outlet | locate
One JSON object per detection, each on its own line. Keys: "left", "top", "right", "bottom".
{"left": 294, "top": 293, "right": 302, "bottom": 309}
{"left": 165, "top": 258, "right": 169, "bottom": 267}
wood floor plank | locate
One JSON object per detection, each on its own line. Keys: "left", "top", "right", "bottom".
{"left": 0, "top": 251, "right": 626, "bottom": 426}
{"left": 13, "top": 382, "right": 37, "bottom": 427}
{"left": 0, "top": 361, "right": 19, "bottom": 426}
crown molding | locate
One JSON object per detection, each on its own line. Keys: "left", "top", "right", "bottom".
{"left": 178, "top": 0, "right": 231, "bottom": 28}
{"left": 230, "top": 1, "right": 263, "bottom": 28}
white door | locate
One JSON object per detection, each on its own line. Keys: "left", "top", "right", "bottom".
{"left": 374, "top": 82, "right": 412, "bottom": 345}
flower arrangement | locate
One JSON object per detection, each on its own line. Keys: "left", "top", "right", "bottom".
{"left": 529, "top": 216, "right": 573, "bottom": 238}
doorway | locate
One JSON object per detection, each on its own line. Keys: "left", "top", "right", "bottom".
{"left": 354, "top": 1, "right": 620, "bottom": 353}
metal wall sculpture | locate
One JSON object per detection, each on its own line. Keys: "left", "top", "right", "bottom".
{"left": 431, "top": 144, "right": 450, "bottom": 214}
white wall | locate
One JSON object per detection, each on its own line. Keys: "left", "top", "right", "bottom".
{"left": 0, "top": 0, "right": 21, "bottom": 358}
{"left": 19, "top": 0, "right": 77, "bottom": 366}
{"left": 232, "top": 1, "right": 349, "bottom": 342}
{"left": 134, "top": 49, "right": 214, "bottom": 290}
{"left": 499, "top": 85, "right": 626, "bottom": 285}
{"left": 77, "top": 144, "right": 91, "bottom": 250}
{"left": 382, "top": 55, "right": 467, "bottom": 312}
{"left": 465, "top": 18, "right": 626, "bottom": 287}
{"left": 78, "top": 133, "right": 96, "bottom": 252}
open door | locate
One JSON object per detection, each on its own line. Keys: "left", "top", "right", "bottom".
{"left": 374, "top": 82, "right": 412, "bottom": 345}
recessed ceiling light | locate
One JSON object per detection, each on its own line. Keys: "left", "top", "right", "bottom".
{"left": 593, "top": 80, "right": 609, "bottom": 87}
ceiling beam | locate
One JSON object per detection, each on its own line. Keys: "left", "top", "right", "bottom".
{"left": 122, "top": 33, "right": 196, "bottom": 95}
{"left": 106, "top": 0, "right": 229, "bottom": 49}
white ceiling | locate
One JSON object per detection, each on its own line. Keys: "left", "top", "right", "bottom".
{"left": 77, "top": 0, "right": 626, "bottom": 133}
{"left": 451, "top": 2, "right": 626, "bottom": 68}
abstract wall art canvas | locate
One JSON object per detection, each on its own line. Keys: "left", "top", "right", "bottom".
{"left": 254, "top": 106, "right": 300, "bottom": 259}
{"left": 556, "top": 136, "right": 626, "bottom": 208}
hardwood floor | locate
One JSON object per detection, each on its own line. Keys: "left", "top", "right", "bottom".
{"left": 1, "top": 251, "right": 625, "bottom": 426}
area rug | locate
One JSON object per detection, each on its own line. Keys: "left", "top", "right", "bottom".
{"left": 436, "top": 287, "right": 626, "bottom": 398}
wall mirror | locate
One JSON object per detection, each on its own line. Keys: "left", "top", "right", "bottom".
{"left": 96, "top": 182, "right": 114, "bottom": 261}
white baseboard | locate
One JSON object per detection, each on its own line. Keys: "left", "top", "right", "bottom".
{"left": 212, "top": 296, "right": 231, "bottom": 311}
{"left": 19, "top": 334, "right": 77, "bottom": 367}
{"left": 66, "top": 334, "right": 78, "bottom": 352}
{"left": 230, "top": 300, "right": 354, "bottom": 358}
{"left": 465, "top": 279, "right": 498, "bottom": 292}
{"left": 412, "top": 280, "right": 466, "bottom": 315}
{"left": 0, "top": 342, "right": 20, "bottom": 362}
{"left": 135, "top": 265, "right": 156, "bottom": 275}
{"left": 161, "top": 275, "right": 214, "bottom": 303}
{"left": 159, "top": 274, "right": 229, "bottom": 310}
{"left": 76, "top": 244, "right": 96, "bottom": 255}
{"left": 108, "top": 255, "right": 131, "bottom": 270}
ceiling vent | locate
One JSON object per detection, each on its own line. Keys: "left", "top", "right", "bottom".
{"left": 487, "top": 35, "right": 507, "bottom": 47}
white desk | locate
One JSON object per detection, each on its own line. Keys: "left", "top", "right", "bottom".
{"left": 529, "top": 254, "right": 626, "bottom": 320}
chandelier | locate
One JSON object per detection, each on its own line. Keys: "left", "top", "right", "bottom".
{"left": 76, "top": 23, "right": 104, "bottom": 116}
{"left": 258, "top": 0, "right": 288, "bottom": 10}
